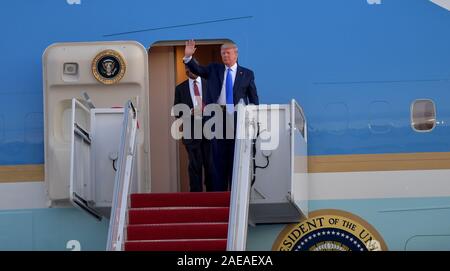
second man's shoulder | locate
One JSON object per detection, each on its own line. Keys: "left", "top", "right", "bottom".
{"left": 176, "top": 79, "right": 189, "bottom": 90}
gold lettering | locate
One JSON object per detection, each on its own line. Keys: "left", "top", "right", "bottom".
{"left": 342, "top": 219, "right": 357, "bottom": 231}
{"left": 306, "top": 220, "right": 318, "bottom": 231}
{"left": 299, "top": 223, "right": 308, "bottom": 234}
{"left": 316, "top": 217, "right": 325, "bottom": 227}
{"left": 282, "top": 239, "right": 293, "bottom": 250}
{"left": 359, "top": 229, "right": 372, "bottom": 243}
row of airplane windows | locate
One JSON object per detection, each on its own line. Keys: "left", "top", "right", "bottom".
{"left": 318, "top": 99, "right": 436, "bottom": 135}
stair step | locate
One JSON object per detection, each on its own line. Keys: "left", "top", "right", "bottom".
{"left": 127, "top": 222, "right": 228, "bottom": 241}
{"left": 128, "top": 207, "right": 230, "bottom": 224}
{"left": 130, "top": 192, "right": 230, "bottom": 208}
{"left": 124, "top": 239, "right": 227, "bottom": 251}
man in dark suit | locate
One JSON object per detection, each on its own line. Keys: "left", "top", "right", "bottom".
{"left": 183, "top": 40, "right": 259, "bottom": 191}
{"left": 173, "top": 65, "right": 212, "bottom": 192}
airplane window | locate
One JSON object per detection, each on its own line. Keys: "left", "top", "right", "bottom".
{"left": 411, "top": 99, "right": 436, "bottom": 132}
{"left": 369, "top": 101, "right": 392, "bottom": 134}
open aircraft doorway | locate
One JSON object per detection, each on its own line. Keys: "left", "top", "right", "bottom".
{"left": 147, "top": 40, "right": 226, "bottom": 192}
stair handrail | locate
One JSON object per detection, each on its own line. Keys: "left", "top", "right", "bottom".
{"left": 227, "top": 102, "right": 255, "bottom": 251}
{"left": 106, "top": 101, "right": 138, "bottom": 251}
{"left": 291, "top": 99, "right": 307, "bottom": 142}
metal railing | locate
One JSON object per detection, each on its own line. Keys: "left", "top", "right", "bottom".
{"left": 106, "top": 101, "right": 138, "bottom": 251}
{"left": 292, "top": 99, "right": 307, "bottom": 141}
{"left": 226, "top": 103, "right": 255, "bottom": 251}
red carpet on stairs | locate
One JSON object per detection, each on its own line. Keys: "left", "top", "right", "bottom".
{"left": 124, "top": 192, "right": 230, "bottom": 251}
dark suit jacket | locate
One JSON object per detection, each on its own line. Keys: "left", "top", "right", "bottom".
{"left": 174, "top": 78, "right": 207, "bottom": 145}
{"left": 185, "top": 59, "right": 259, "bottom": 106}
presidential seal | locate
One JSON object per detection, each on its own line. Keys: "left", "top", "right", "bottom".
{"left": 272, "top": 209, "right": 388, "bottom": 251}
{"left": 92, "top": 49, "right": 126, "bottom": 84}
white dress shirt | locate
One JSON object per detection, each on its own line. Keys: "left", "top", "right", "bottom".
{"left": 218, "top": 63, "right": 237, "bottom": 105}
{"left": 188, "top": 77, "right": 202, "bottom": 108}
{"left": 183, "top": 56, "right": 192, "bottom": 63}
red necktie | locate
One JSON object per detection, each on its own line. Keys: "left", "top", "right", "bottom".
{"left": 193, "top": 80, "right": 205, "bottom": 110}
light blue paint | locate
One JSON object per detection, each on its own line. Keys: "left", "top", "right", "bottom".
{"left": 0, "top": 207, "right": 109, "bottom": 251}
{"left": 0, "top": 211, "right": 33, "bottom": 250}
{"left": 0, "top": 0, "right": 449, "bottom": 164}
{"left": 247, "top": 224, "right": 286, "bottom": 251}
{"left": 405, "top": 235, "right": 450, "bottom": 251}
{"left": 2, "top": 197, "right": 450, "bottom": 250}
{"left": 247, "top": 196, "right": 450, "bottom": 251}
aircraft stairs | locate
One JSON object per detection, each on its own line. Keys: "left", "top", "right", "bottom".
{"left": 124, "top": 192, "right": 230, "bottom": 251}
{"left": 67, "top": 99, "right": 308, "bottom": 251}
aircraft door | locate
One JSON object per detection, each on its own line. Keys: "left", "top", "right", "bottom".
{"left": 43, "top": 41, "right": 149, "bottom": 203}
{"left": 69, "top": 98, "right": 101, "bottom": 219}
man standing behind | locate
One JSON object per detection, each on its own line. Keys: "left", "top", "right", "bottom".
{"left": 174, "top": 65, "right": 212, "bottom": 192}
{"left": 183, "top": 40, "right": 259, "bottom": 191}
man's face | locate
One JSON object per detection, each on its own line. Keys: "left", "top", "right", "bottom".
{"left": 221, "top": 47, "right": 238, "bottom": 67}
